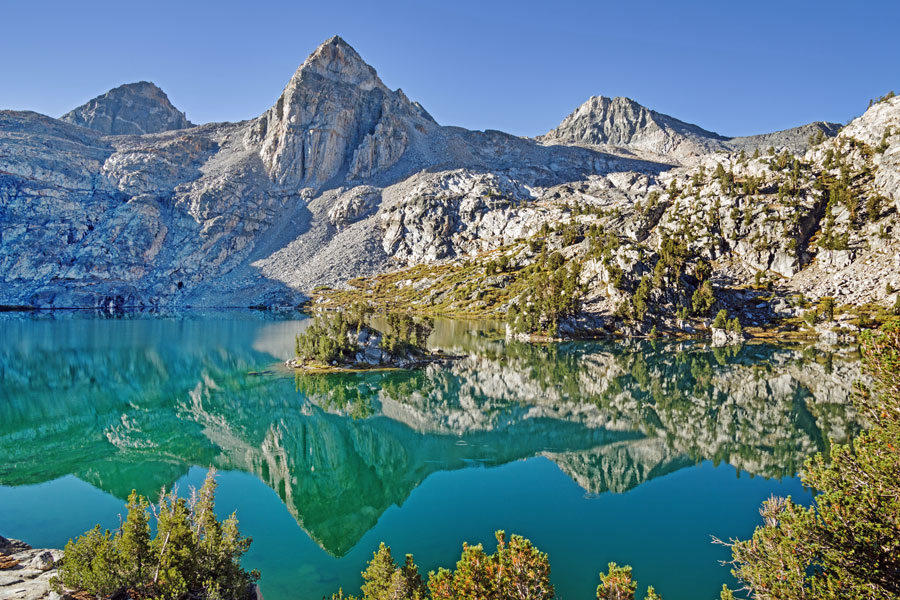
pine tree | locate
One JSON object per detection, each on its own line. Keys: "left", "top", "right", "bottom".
{"left": 691, "top": 280, "right": 716, "bottom": 316}
{"left": 117, "top": 491, "right": 152, "bottom": 588}
{"left": 596, "top": 562, "right": 637, "bottom": 600}
{"left": 53, "top": 469, "right": 257, "bottom": 600}
{"left": 720, "top": 319, "right": 900, "bottom": 600}
{"left": 712, "top": 309, "right": 728, "bottom": 329}
{"left": 360, "top": 543, "right": 398, "bottom": 600}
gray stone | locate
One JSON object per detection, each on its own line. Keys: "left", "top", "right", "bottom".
{"left": 0, "top": 35, "right": 897, "bottom": 323}
{"left": 61, "top": 81, "right": 193, "bottom": 135}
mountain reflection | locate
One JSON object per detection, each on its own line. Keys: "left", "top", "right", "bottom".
{"left": 0, "top": 315, "right": 860, "bottom": 556}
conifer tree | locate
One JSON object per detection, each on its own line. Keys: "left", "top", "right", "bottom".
{"left": 719, "top": 319, "right": 900, "bottom": 600}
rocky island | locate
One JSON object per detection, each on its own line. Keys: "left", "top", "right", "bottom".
{"left": 285, "top": 309, "right": 458, "bottom": 372}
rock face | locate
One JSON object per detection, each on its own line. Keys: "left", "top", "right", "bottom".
{"left": 60, "top": 81, "right": 194, "bottom": 135}
{"left": 252, "top": 36, "right": 432, "bottom": 189}
{"left": 0, "top": 536, "right": 62, "bottom": 600}
{"left": 728, "top": 121, "right": 842, "bottom": 155}
{"left": 540, "top": 95, "right": 730, "bottom": 158}
{"left": 0, "top": 35, "right": 893, "bottom": 313}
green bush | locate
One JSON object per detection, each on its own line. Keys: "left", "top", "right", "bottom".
{"left": 819, "top": 296, "right": 835, "bottom": 321}
{"left": 295, "top": 311, "right": 361, "bottom": 364}
{"left": 508, "top": 253, "right": 583, "bottom": 336}
{"left": 329, "top": 537, "right": 661, "bottom": 600}
{"left": 632, "top": 275, "right": 652, "bottom": 321}
{"left": 53, "top": 468, "right": 258, "bottom": 600}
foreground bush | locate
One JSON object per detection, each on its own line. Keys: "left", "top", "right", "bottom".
{"left": 52, "top": 468, "right": 258, "bottom": 600}
{"left": 719, "top": 319, "right": 900, "bottom": 599}
{"left": 329, "top": 531, "right": 660, "bottom": 600}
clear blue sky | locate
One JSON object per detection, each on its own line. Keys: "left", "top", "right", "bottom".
{"left": 1, "top": 0, "right": 897, "bottom": 137}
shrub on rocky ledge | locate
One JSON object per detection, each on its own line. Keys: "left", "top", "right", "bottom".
{"left": 52, "top": 468, "right": 258, "bottom": 600}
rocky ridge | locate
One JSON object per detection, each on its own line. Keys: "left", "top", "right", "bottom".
{"left": 0, "top": 36, "right": 895, "bottom": 324}
{"left": 317, "top": 95, "right": 900, "bottom": 339}
{"left": 540, "top": 95, "right": 842, "bottom": 161}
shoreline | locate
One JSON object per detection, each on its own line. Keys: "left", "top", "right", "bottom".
{"left": 0, "top": 536, "right": 61, "bottom": 600}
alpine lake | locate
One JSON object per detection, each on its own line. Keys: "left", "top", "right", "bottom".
{"left": 0, "top": 311, "right": 861, "bottom": 599}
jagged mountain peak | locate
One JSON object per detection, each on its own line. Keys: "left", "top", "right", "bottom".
{"left": 540, "top": 95, "right": 728, "bottom": 158}
{"left": 60, "top": 81, "right": 194, "bottom": 135}
{"left": 255, "top": 36, "right": 435, "bottom": 189}
{"left": 290, "top": 35, "right": 383, "bottom": 90}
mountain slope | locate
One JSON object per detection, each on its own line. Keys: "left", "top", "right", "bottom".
{"left": 0, "top": 36, "right": 892, "bottom": 318}
{"left": 0, "top": 36, "right": 663, "bottom": 309}
{"left": 60, "top": 81, "right": 194, "bottom": 135}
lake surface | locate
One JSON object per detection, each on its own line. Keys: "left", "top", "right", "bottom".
{"left": 0, "top": 311, "right": 860, "bottom": 599}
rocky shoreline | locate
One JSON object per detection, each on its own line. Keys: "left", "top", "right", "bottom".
{"left": 0, "top": 537, "right": 61, "bottom": 600}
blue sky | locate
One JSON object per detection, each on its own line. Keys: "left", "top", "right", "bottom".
{"left": 1, "top": 0, "right": 897, "bottom": 137}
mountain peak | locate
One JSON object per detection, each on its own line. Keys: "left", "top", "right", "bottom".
{"left": 293, "top": 35, "right": 381, "bottom": 89}
{"left": 61, "top": 81, "right": 193, "bottom": 135}
{"left": 256, "top": 36, "right": 434, "bottom": 189}
{"left": 540, "top": 94, "right": 728, "bottom": 158}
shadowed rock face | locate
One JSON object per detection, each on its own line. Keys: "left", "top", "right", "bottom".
{"left": 61, "top": 81, "right": 194, "bottom": 135}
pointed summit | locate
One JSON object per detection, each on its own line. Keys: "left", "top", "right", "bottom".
{"left": 291, "top": 35, "right": 382, "bottom": 90}
{"left": 254, "top": 36, "right": 435, "bottom": 189}
{"left": 61, "top": 81, "right": 194, "bottom": 135}
{"left": 541, "top": 95, "right": 727, "bottom": 158}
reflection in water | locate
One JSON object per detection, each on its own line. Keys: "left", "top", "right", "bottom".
{"left": 0, "top": 313, "right": 860, "bottom": 561}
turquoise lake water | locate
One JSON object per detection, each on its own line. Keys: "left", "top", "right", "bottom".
{"left": 0, "top": 311, "right": 859, "bottom": 599}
